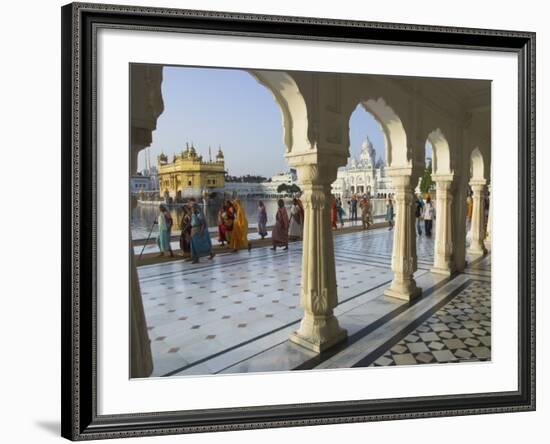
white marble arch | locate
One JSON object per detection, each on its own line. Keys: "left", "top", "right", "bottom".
{"left": 470, "top": 147, "right": 486, "bottom": 181}
{"left": 247, "top": 70, "right": 309, "bottom": 155}
{"left": 430, "top": 128, "right": 453, "bottom": 177}
{"left": 362, "top": 98, "right": 406, "bottom": 169}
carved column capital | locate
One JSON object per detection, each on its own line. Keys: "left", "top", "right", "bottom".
{"left": 469, "top": 178, "right": 487, "bottom": 189}
{"left": 295, "top": 163, "right": 338, "bottom": 186}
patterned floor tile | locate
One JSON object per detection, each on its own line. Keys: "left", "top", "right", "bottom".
{"left": 369, "top": 279, "right": 491, "bottom": 368}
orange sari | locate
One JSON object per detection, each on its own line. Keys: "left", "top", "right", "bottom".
{"left": 229, "top": 200, "right": 249, "bottom": 250}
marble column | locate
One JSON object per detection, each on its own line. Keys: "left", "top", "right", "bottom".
{"left": 384, "top": 174, "right": 421, "bottom": 301}
{"left": 451, "top": 175, "right": 468, "bottom": 273}
{"left": 468, "top": 179, "right": 487, "bottom": 256}
{"left": 484, "top": 184, "right": 492, "bottom": 251}
{"left": 289, "top": 163, "right": 347, "bottom": 353}
{"left": 130, "top": 243, "right": 153, "bottom": 378}
{"left": 431, "top": 176, "right": 455, "bottom": 275}
{"left": 128, "top": 65, "right": 163, "bottom": 378}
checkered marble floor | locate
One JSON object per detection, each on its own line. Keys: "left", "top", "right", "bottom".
{"left": 370, "top": 280, "right": 491, "bottom": 367}
{"left": 136, "top": 226, "right": 491, "bottom": 377}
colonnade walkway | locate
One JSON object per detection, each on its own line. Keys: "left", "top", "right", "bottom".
{"left": 138, "top": 227, "right": 491, "bottom": 377}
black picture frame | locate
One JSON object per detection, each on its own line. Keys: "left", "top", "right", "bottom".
{"left": 61, "top": 2, "right": 536, "bottom": 440}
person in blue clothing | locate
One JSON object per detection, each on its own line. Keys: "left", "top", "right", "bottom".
{"left": 336, "top": 198, "right": 346, "bottom": 227}
{"left": 415, "top": 194, "right": 424, "bottom": 236}
{"left": 189, "top": 203, "right": 215, "bottom": 264}
{"left": 155, "top": 204, "right": 174, "bottom": 257}
{"left": 350, "top": 194, "right": 358, "bottom": 222}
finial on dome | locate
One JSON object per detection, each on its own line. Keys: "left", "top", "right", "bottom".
{"left": 216, "top": 145, "right": 224, "bottom": 161}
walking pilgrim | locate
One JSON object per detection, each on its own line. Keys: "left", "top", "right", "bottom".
{"left": 188, "top": 200, "right": 214, "bottom": 264}
{"left": 229, "top": 199, "right": 251, "bottom": 252}
{"left": 156, "top": 204, "right": 174, "bottom": 257}
{"left": 179, "top": 206, "right": 192, "bottom": 257}
{"left": 271, "top": 199, "right": 289, "bottom": 250}
{"left": 257, "top": 201, "right": 268, "bottom": 239}
{"left": 288, "top": 198, "right": 304, "bottom": 241}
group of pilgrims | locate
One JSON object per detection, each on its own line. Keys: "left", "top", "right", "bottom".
{"left": 153, "top": 194, "right": 398, "bottom": 263}
{"left": 155, "top": 198, "right": 215, "bottom": 264}
{"left": 331, "top": 194, "right": 394, "bottom": 231}
{"left": 153, "top": 193, "right": 398, "bottom": 263}
{"left": 154, "top": 197, "right": 307, "bottom": 264}
{"left": 217, "top": 198, "right": 305, "bottom": 251}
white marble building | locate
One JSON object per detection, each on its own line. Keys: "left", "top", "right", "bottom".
{"left": 224, "top": 170, "right": 299, "bottom": 197}
{"left": 332, "top": 137, "right": 394, "bottom": 198}
{"left": 130, "top": 174, "right": 153, "bottom": 194}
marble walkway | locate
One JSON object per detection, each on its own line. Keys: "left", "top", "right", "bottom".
{"left": 137, "top": 227, "right": 491, "bottom": 377}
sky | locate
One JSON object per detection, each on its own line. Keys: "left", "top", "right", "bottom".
{"left": 139, "top": 66, "right": 429, "bottom": 176}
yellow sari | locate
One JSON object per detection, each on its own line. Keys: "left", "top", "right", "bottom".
{"left": 229, "top": 200, "right": 249, "bottom": 250}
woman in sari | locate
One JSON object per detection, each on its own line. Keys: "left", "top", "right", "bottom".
{"left": 189, "top": 203, "right": 214, "bottom": 264}
{"left": 386, "top": 197, "right": 395, "bottom": 231}
{"left": 331, "top": 197, "right": 338, "bottom": 230}
{"left": 179, "top": 206, "right": 192, "bottom": 256}
{"left": 155, "top": 204, "right": 171, "bottom": 257}
{"left": 336, "top": 198, "right": 345, "bottom": 227}
{"left": 271, "top": 199, "right": 289, "bottom": 250}
{"left": 257, "top": 201, "right": 268, "bottom": 239}
{"left": 217, "top": 200, "right": 234, "bottom": 246}
{"left": 229, "top": 199, "right": 251, "bottom": 252}
{"left": 288, "top": 198, "right": 304, "bottom": 241}
{"left": 360, "top": 195, "right": 372, "bottom": 230}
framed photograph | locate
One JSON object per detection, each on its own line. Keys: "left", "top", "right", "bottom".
{"left": 61, "top": 2, "right": 535, "bottom": 440}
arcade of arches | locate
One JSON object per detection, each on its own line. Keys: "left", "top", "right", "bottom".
{"left": 130, "top": 65, "right": 491, "bottom": 377}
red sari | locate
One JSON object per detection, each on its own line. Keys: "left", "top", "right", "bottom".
{"left": 217, "top": 206, "right": 234, "bottom": 243}
{"left": 272, "top": 207, "right": 289, "bottom": 246}
{"left": 331, "top": 199, "right": 337, "bottom": 229}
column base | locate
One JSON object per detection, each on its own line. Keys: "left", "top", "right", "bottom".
{"left": 289, "top": 315, "right": 347, "bottom": 353}
{"left": 430, "top": 265, "right": 455, "bottom": 276}
{"left": 384, "top": 282, "right": 421, "bottom": 301}
{"left": 467, "top": 246, "right": 487, "bottom": 256}
{"left": 484, "top": 237, "right": 492, "bottom": 251}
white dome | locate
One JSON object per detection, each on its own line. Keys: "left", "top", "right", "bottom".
{"left": 359, "top": 137, "right": 376, "bottom": 167}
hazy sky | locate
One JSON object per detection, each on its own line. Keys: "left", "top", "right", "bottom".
{"left": 139, "top": 66, "right": 429, "bottom": 176}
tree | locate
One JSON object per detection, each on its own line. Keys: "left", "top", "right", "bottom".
{"left": 277, "top": 183, "right": 302, "bottom": 196}
{"left": 289, "top": 184, "right": 302, "bottom": 195}
{"left": 277, "top": 183, "right": 289, "bottom": 194}
{"left": 419, "top": 159, "right": 435, "bottom": 194}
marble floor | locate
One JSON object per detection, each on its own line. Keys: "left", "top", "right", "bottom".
{"left": 136, "top": 227, "right": 491, "bottom": 377}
